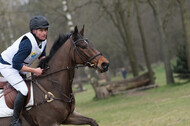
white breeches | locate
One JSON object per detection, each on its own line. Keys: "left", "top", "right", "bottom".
{"left": 0, "top": 63, "right": 28, "bottom": 96}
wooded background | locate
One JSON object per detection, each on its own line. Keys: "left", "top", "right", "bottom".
{"left": 0, "top": 0, "right": 189, "bottom": 84}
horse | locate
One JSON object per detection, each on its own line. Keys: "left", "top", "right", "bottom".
{"left": 0, "top": 26, "right": 109, "bottom": 126}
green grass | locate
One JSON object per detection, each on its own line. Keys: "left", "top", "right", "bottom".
{"left": 64, "top": 64, "right": 190, "bottom": 126}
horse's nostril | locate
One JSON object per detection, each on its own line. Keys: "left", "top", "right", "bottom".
{"left": 101, "top": 62, "right": 109, "bottom": 71}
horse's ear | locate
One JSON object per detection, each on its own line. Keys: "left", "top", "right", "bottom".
{"left": 73, "top": 26, "right": 78, "bottom": 37}
{"left": 80, "top": 25, "right": 85, "bottom": 36}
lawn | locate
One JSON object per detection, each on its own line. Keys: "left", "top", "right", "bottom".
{"left": 64, "top": 64, "right": 190, "bottom": 126}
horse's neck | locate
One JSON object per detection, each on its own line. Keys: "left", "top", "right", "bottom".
{"left": 46, "top": 40, "right": 75, "bottom": 94}
{"left": 49, "top": 40, "right": 73, "bottom": 67}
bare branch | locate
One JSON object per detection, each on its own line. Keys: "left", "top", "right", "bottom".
{"left": 163, "top": 0, "right": 176, "bottom": 32}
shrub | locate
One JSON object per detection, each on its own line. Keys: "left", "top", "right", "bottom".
{"left": 173, "top": 44, "right": 190, "bottom": 79}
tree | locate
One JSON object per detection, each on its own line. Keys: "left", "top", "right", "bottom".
{"left": 62, "top": 0, "right": 74, "bottom": 31}
{"left": 95, "top": 0, "right": 139, "bottom": 77}
{"left": 134, "top": 0, "right": 155, "bottom": 84}
{"left": 148, "top": 0, "right": 174, "bottom": 84}
{"left": 0, "top": 0, "right": 25, "bottom": 53}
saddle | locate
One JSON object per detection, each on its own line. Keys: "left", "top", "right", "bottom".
{"left": 0, "top": 77, "right": 31, "bottom": 109}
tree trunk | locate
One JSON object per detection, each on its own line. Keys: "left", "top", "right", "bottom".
{"left": 125, "top": 15, "right": 139, "bottom": 77}
{"left": 105, "top": 72, "right": 156, "bottom": 94}
{"left": 98, "top": 0, "right": 139, "bottom": 77}
{"left": 177, "top": 0, "right": 190, "bottom": 79}
{"left": 62, "top": 0, "right": 74, "bottom": 31}
{"left": 148, "top": 0, "right": 174, "bottom": 84}
{"left": 116, "top": 0, "right": 139, "bottom": 76}
{"left": 134, "top": 0, "right": 155, "bottom": 84}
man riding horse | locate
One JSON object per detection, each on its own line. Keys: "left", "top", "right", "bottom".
{"left": 0, "top": 16, "right": 49, "bottom": 126}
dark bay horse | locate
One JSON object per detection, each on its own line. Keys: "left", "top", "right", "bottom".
{"left": 0, "top": 26, "right": 109, "bottom": 126}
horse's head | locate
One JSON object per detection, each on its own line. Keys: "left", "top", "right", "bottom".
{"left": 70, "top": 26, "right": 109, "bottom": 73}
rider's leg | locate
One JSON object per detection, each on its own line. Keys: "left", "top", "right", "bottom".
{"left": 11, "top": 91, "right": 27, "bottom": 126}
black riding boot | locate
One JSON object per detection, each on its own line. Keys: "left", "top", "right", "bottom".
{"left": 10, "top": 91, "right": 27, "bottom": 126}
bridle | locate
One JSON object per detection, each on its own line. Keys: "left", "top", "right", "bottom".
{"left": 70, "top": 35, "right": 102, "bottom": 69}
{"left": 37, "top": 34, "right": 103, "bottom": 77}
{"left": 31, "top": 33, "right": 103, "bottom": 107}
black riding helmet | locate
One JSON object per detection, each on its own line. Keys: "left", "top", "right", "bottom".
{"left": 29, "top": 16, "right": 49, "bottom": 31}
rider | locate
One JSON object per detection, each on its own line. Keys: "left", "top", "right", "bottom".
{"left": 0, "top": 16, "right": 49, "bottom": 126}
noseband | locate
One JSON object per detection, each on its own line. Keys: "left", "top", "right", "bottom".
{"left": 70, "top": 35, "right": 102, "bottom": 69}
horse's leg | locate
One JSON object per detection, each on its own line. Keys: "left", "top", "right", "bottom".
{"left": 63, "top": 111, "right": 98, "bottom": 126}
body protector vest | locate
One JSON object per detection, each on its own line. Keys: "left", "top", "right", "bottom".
{"left": 1, "top": 32, "right": 46, "bottom": 67}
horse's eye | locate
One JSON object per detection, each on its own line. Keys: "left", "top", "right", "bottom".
{"left": 80, "top": 45, "right": 87, "bottom": 49}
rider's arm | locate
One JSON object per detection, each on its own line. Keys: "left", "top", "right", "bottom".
{"left": 13, "top": 38, "right": 43, "bottom": 76}
{"left": 20, "top": 65, "right": 43, "bottom": 76}
{"left": 12, "top": 37, "right": 43, "bottom": 76}
{"left": 12, "top": 37, "right": 32, "bottom": 71}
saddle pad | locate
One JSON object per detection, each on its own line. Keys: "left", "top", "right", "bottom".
{"left": 0, "top": 83, "right": 34, "bottom": 117}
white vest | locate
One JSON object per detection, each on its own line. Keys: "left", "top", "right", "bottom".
{"left": 1, "top": 32, "right": 46, "bottom": 66}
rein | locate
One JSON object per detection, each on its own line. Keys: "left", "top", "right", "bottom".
{"left": 40, "top": 65, "right": 85, "bottom": 77}
{"left": 26, "top": 66, "right": 75, "bottom": 109}
{"left": 29, "top": 65, "right": 84, "bottom": 106}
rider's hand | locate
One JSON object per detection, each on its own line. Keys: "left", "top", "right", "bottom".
{"left": 33, "top": 67, "right": 43, "bottom": 76}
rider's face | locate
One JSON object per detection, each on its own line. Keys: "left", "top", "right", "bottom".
{"left": 33, "top": 28, "right": 48, "bottom": 41}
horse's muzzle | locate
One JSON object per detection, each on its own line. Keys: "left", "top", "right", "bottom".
{"left": 101, "top": 62, "right": 109, "bottom": 72}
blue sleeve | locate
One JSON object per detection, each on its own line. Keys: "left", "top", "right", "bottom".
{"left": 39, "top": 45, "right": 46, "bottom": 59}
{"left": 12, "top": 37, "right": 32, "bottom": 70}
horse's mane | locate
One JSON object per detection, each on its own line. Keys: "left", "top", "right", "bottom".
{"left": 38, "top": 33, "right": 71, "bottom": 69}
